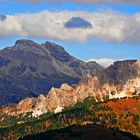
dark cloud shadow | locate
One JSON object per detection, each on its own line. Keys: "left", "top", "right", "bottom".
{"left": 0, "top": 14, "right": 7, "bottom": 21}
{"left": 64, "top": 17, "right": 92, "bottom": 29}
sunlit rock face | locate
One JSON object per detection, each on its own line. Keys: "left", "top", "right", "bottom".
{"left": 1, "top": 60, "right": 140, "bottom": 117}
{"left": 46, "top": 84, "right": 76, "bottom": 113}
{"left": 54, "top": 105, "right": 63, "bottom": 114}
{"left": 98, "top": 60, "right": 140, "bottom": 100}
{"left": 0, "top": 39, "right": 103, "bottom": 107}
{"left": 75, "top": 75, "right": 102, "bottom": 102}
{"left": 16, "top": 95, "right": 48, "bottom": 117}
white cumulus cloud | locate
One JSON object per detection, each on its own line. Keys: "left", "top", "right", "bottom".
{"left": 0, "top": 10, "right": 140, "bottom": 44}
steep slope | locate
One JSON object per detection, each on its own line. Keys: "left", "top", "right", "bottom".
{"left": 0, "top": 60, "right": 140, "bottom": 139}
{"left": 98, "top": 60, "right": 138, "bottom": 84}
{"left": 1, "top": 60, "right": 140, "bottom": 116}
{"left": 0, "top": 39, "right": 103, "bottom": 106}
{"left": 35, "top": 60, "right": 140, "bottom": 114}
{"left": 1, "top": 96, "right": 140, "bottom": 139}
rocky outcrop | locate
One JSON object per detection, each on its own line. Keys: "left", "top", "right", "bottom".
{"left": 1, "top": 60, "right": 140, "bottom": 117}
{"left": 98, "top": 60, "right": 138, "bottom": 84}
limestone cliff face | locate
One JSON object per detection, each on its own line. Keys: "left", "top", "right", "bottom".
{"left": 17, "top": 95, "right": 48, "bottom": 116}
{"left": 1, "top": 60, "right": 140, "bottom": 117}
{"left": 98, "top": 60, "right": 138, "bottom": 84}
{"left": 46, "top": 84, "right": 76, "bottom": 113}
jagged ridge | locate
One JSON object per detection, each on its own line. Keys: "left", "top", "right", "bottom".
{"left": 2, "top": 60, "right": 140, "bottom": 117}
{"left": 0, "top": 39, "right": 103, "bottom": 106}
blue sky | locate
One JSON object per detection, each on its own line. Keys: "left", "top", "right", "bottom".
{"left": 0, "top": 0, "right": 140, "bottom": 66}
{"left": 1, "top": 1, "right": 140, "bottom": 15}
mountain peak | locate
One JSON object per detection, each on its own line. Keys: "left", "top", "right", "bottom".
{"left": 45, "top": 41, "right": 64, "bottom": 48}
{"left": 14, "top": 39, "right": 41, "bottom": 50}
{"left": 113, "top": 60, "right": 137, "bottom": 66}
{"left": 13, "top": 39, "right": 40, "bottom": 49}
{"left": 98, "top": 59, "right": 139, "bottom": 85}
{"left": 43, "top": 41, "right": 72, "bottom": 62}
{"left": 0, "top": 39, "right": 103, "bottom": 106}
{"left": 15, "top": 39, "right": 37, "bottom": 46}
{"left": 44, "top": 41, "right": 66, "bottom": 53}
{"left": 7, "top": 39, "right": 46, "bottom": 56}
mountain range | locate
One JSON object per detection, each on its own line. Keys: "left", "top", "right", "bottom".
{"left": 0, "top": 39, "right": 103, "bottom": 106}
{"left": 1, "top": 59, "right": 139, "bottom": 117}
{"left": 0, "top": 39, "right": 140, "bottom": 140}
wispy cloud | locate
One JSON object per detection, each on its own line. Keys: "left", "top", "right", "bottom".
{"left": 0, "top": 10, "right": 140, "bottom": 44}
{"left": 86, "top": 58, "right": 115, "bottom": 67}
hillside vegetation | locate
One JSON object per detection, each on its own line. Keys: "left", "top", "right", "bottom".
{"left": 1, "top": 96, "right": 140, "bottom": 139}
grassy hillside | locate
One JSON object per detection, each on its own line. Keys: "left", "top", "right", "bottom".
{"left": 0, "top": 97, "right": 140, "bottom": 140}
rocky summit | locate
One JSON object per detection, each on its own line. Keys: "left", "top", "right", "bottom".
{"left": 2, "top": 60, "right": 140, "bottom": 117}
{"left": 0, "top": 39, "right": 103, "bottom": 106}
